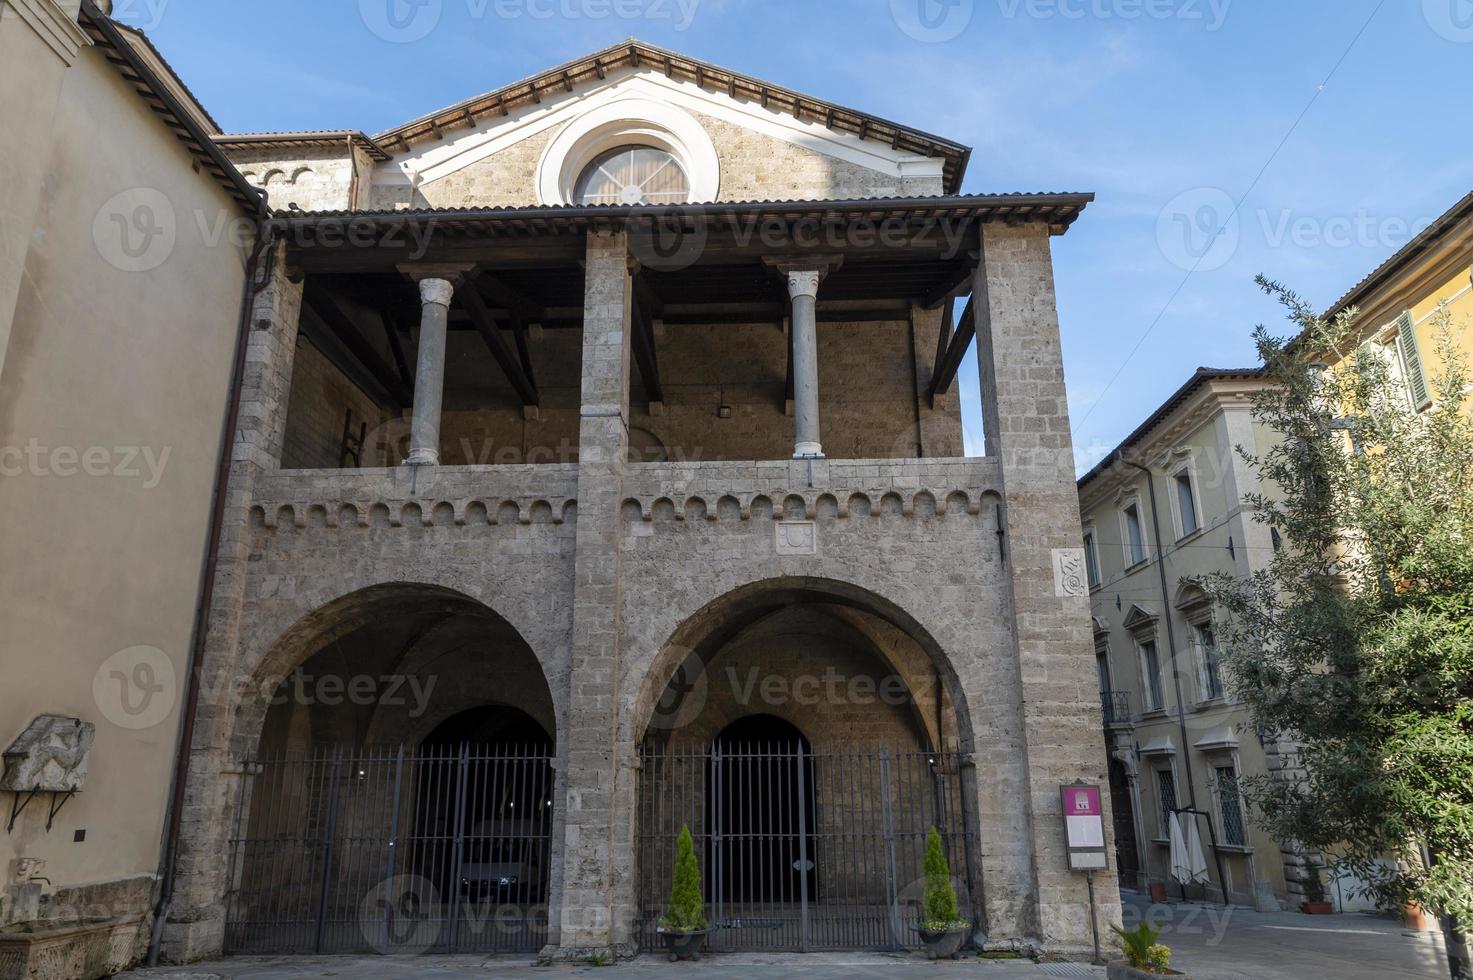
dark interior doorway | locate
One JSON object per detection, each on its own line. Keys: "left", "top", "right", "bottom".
{"left": 706, "top": 714, "right": 818, "bottom": 907}
{"left": 413, "top": 706, "right": 555, "bottom": 910}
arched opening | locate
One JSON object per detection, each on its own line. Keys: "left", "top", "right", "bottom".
{"left": 634, "top": 579, "right": 980, "bottom": 953}
{"left": 706, "top": 715, "right": 817, "bottom": 910}
{"left": 224, "top": 587, "right": 558, "bottom": 956}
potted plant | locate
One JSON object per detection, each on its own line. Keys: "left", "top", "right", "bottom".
{"left": 914, "top": 827, "right": 970, "bottom": 960}
{"left": 1299, "top": 867, "right": 1333, "bottom": 915}
{"left": 657, "top": 825, "right": 711, "bottom": 961}
{"left": 1107, "top": 921, "right": 1186, "bottom": 978}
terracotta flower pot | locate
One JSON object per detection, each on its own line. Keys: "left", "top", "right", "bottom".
{"left": 1405, "top": 903, "right": 1429, "bottom": 931}
{"left": 1149, "top": 882, "right": 1168, "bottom": 904}
{"left": 1300, "top": 901, "right": 1334, "bottom": 915}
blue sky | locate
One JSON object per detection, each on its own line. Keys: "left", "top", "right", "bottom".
{"left": 117, "top": 0, "right": 1473, "bottom": 470}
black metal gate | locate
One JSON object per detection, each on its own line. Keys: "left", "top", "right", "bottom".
{"left": 636, "top": 743, "right": 980, "bottom": 952}
{"left": 225, "top": 745, "right": 554, "bottom": 954}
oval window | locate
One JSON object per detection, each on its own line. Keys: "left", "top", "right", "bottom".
{"left": 573, "top": 145, "right": 691, "bottom": 206}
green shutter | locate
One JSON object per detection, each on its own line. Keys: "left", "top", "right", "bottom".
{"left": 1394, "top": 311, "right": 1431, "bottom": 410}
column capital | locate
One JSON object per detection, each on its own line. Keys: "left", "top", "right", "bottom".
{"left": 418, "top": 277, "right": 455, "bottom": 308}
{"left": 785, "top": 269, "right": 822, "bottom": 300}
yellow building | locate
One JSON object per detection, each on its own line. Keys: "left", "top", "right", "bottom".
{"left": 1319, "top": 190, "right": 1473, "bottom": 402}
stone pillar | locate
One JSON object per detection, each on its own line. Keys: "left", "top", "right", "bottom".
{"left": 161, "top": 244, "right": 304, "bottom": 961}
{"left": 548, "top": 230, "right": 635, "bottom": 959}
{"left": 975, "top": 222, "right": 1122, "bottom": 953}
{"left": 787, "top": 270, "right": 824, "bottom": 458}
{"left": 404, "top": 276, "right": 453, "bottom": 466}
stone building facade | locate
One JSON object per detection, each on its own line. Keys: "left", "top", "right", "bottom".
{"left": 144, "top": 39, "right": 1120, "bottom": 963}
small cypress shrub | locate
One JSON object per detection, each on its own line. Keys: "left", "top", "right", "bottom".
{"left": 660, "top": 824, "right": 707, "bottom": 932}
{"left": 921, "top": 826, "right": 966, "bottom": 930}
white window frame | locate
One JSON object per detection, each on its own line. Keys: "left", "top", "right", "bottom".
{"left": 1367, "top": 311, "right": 1432, "bottom": 413}
{"left": 1193, "top": 619, "right": 1225, "bottom": 703}
{"left": 1137, "top": 636, "right": 1165, "bottom": 713}
{"left": 1167, "top": 453, "right": 1202, "bottom": 540}
{"left": 1119, "top": 496, "right": 1148, "bottom": 567}
{"left": 1083, "top": 525, "right": 1101, "bottom": 589}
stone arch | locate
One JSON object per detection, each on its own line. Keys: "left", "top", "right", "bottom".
{"left": 228, "top": 581, "right": 564, "bottom": 762}
{"left": 627, "top": 575, "right": 976, "bottom": 752}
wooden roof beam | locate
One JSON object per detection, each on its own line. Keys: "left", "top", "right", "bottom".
{"left": 929, "top": 295, "right": 975, "bottom": 399}
{"left": 456, "top": 280, "right": 540, "bottom": 407}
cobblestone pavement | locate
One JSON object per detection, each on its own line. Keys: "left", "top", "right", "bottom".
{"left": 122, "top": 892, "right": 1451, "bottom": 980}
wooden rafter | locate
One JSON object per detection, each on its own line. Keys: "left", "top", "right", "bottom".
{"left": 304, "top": 288, "right": 410, "bottom": 406}
{"left": 630, "top": 293, "right": 663, "bottom": 405}
{"left": 457, "top": 281, "right": 540, "bottom": 407}
{"left": 930, "top": 296, "right": 975, "bottom": 399}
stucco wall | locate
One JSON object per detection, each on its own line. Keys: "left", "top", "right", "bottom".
{"left": 1080, "top": 392, "right": 1289, "bottom": 906}
{"left": 0, "top": 39, "right": 249, "bottom": 912}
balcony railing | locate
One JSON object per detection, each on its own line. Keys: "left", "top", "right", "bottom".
{"left": 1100, "top": 690, "right": 1132, "bottom": 727}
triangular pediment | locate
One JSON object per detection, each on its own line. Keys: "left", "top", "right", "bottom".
{"left": 1122, "top": 603, "right": 1159, "bottom": 632}
{"left": 372, "top": 39, "right": 969, "bottom": 192}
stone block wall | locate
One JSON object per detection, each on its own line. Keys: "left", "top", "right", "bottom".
{"left": 230, "top": 147, "right": 357, "bottom": 213}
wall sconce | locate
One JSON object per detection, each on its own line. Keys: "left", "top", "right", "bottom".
{"left": 717, "top": 384, "right": 731, "bottom": 419}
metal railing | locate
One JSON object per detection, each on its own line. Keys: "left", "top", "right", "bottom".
{"left": 224, "top": 744, "right": 554, "bottom": 955}
{"left": 1100, "top": 690, "right": 1133, "bottom": 727}
{"left": 636, "top": 742, "right": 980, "bottom": 953}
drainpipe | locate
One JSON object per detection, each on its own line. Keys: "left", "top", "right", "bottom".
{"left": 1117, "top": 454, "right": 1230, "bottom": 905}
{"left": 146, "top": 200, "right": 274, "bottom": 966}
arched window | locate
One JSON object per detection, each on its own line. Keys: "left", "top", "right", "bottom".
{"left": 572, "top": 145, "right": 691, "bottom": 206}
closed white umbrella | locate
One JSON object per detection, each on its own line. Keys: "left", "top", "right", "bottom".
{"left": 1170, "top": 812, "right": 1211, "bottom": 887}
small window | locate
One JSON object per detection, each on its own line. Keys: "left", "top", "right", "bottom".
{"left": 1141, "top": 640, "right": 1164, "bottom": 711}
{"left": 1123, "top": 503, "right": 1146, "bottom": 565}
{"left": 573, "top": 145, "right": 691, "bottom": 206}
{"left": 1096, "top": 650, "right": 1112, "bottom": 695}
{"left": 1157, "top": 768, "right": 1178, "bottom": 833}
{"left": 1216, "top": 765, "right": 1246, "bottom": 846}
{"left": 1175, "top": 470, "right": 1199, "bottom": 536}
{"left": 1197, "top": 623, "right": 1224, "bottom": 701}
{"left": 1083, "top": 530, "right": 1101, "bottom": 588}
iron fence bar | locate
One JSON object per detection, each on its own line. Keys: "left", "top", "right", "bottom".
{"left": 801, "top": 742, "right": 813, "bottom": 949}
{"left": 383, "top": 745, "right": 405, "bottom": 946}
{"left": 314, "top": 748, "right": 344, "bottom": 954}
{"left": 447, "top": 743, "right": 469, "bottom": 951}
{"left": 879, "top": 746, "right": 903, "bottom": 951}
{"left": 711, "top": 744, "right": 723, "bottom": 942}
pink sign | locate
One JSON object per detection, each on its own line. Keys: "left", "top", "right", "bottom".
{"left": 1063, "top": 785, "right": 1102, "bottom": 817}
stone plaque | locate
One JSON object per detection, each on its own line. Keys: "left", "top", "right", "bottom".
{"left": 775, "top": 521, "right": 818, "bottom": 556}
{"left": 1, "top": 716, "right": 95, "bottom": 793}
{"left": 1052, "top": 548, "right": 1088, "bottom": 598}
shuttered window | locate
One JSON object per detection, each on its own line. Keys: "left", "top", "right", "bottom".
{"left": 1394, "top": 311, "right": 1431, "bottom": 410}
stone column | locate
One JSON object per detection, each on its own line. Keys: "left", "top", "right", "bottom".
{"left": 975, "top": 221, "right": 1122, "bottom": 953}
{"left": 404, "top": 276, "right": 453, "bottom": 466}
{"left": 787, "top": 270, "right": 824, "bottom": 458}
{"left": 549, "top": 230, "right": 635, "bottom": 959}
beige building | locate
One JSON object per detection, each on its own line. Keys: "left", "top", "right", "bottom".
{"left": 0, "top": 0, "right": 262, "bottom": 972}
{"left": 1076, "top": 369, "right": 1293, "bottom": 908}
{"left": 5, "top": 14, "right": 1125, "bottom": 972}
